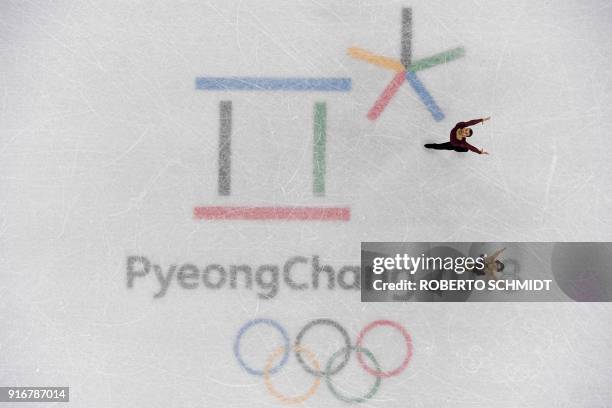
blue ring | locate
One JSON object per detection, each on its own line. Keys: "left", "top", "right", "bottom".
{"left": 234, "top": 318, "right": 290, "bottom": 376}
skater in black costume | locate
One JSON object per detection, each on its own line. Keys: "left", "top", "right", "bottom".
{"left": 425, "top": 116, "right": 491, "bottom": 154}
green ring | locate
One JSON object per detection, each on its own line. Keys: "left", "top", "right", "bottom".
{"left": 325, "top": 346, "right": 381, "bottom": 403}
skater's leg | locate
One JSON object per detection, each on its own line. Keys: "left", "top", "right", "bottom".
{"left": 453, "top": 146, "right": 468, "bottom": 152}
{"left": 424, "top": 142, "right": 456, "bottom": 150}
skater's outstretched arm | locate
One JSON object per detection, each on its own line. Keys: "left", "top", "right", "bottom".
{"left": 458, "top": 118, "right": 480, "bottom": 127}
{"left": 457, "top": 116, "right": 491, "bottom": 128}
{"left": 488, "top": 247, "right": 506, "bottom": 262}
{"left": 456, "top": 139, "right": 484, "bottom": 154}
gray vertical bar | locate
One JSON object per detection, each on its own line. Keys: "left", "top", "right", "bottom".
{"left": 401, "top": 8, "right": 412, "bottom": 68}
{"left": 313, "top": 102, "right": 327, "bottom": 196}
{"left": 218, "top": 100, "right": 232, "bottom": 196}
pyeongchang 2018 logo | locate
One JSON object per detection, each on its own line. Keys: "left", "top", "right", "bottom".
{"left": 126, "top": 255, "right": 360, "bottom": 299}
{"left": 193, "top": 7, "right": 465, "bottom": 223}
{"left": 233, "top": 318, "right": 413, "bottom": 404}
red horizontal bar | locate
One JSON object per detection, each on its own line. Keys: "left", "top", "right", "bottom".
{"left": 194, "top": 206, "right": 350, "bottom": 221}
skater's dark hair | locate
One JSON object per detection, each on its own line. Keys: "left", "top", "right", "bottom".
{"left": 495, "top": 260, "right": 504, "bottom": 272}
{"left": 466, "top": 128, "right": 473, "bottom": 137}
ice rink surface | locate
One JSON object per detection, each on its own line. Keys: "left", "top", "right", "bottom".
{"left": 1, "top": 0, "right": 612, "bottom": 406}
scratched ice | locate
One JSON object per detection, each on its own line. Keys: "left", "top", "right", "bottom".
{"left": 1, "top": 1, "right": 612, "bottom": 407}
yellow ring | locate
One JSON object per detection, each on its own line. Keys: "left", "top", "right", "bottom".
{"left": 263, "top": 345, "right": 321, "bottom": 404}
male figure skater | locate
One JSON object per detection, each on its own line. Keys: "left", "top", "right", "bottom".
{"left": 425, "top": 116, "right": 491, "bottom": 154}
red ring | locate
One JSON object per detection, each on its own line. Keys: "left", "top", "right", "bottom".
{"left": 356, "top": 320, "right": 412, "bottom": 378}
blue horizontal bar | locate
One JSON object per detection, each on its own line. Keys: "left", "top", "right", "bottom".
{"left": 196, "top": 77, "right": 351, "bottom": 92}
{"left": 405, "top": 71, "right": 444, "bottom": 122}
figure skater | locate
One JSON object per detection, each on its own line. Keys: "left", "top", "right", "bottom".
{"left": 472, "top": 247, "right": 506, "bottom": 280}
{"left": 425, "top": 116, "right": 491, "bottom": 154}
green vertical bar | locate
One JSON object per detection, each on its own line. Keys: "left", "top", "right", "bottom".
{"left": 313, "top": 102, "right": 327, "bottom": 196}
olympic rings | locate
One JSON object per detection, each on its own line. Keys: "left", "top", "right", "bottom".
{"left": 234, "top": 318, "right": 290, "bottom": 376}
{"left": 234, "top": 318, "right": 413, "bottom": 403}
{"left": 356, "top": 319, "right": 413, "bottom": 378}
{"left": 294, "top": 318, "right": 351, "bottom": 377}
{"left": 326, "top": 346, "right": 381, "bottom": 403}
{"left": 264, "top": 345, "right": 321, "bottom": 404}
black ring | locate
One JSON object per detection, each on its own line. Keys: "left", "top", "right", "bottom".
{"left": 294, "top": 319, "right": 352, "bottom": 377}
